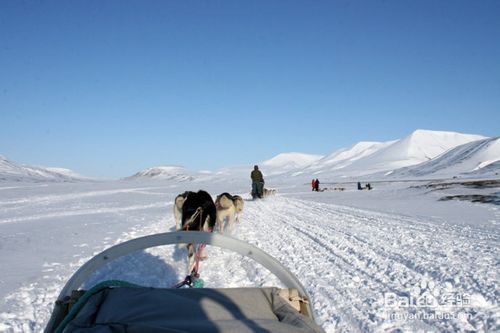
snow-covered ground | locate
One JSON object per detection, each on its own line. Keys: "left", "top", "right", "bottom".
{"left": 0, "top": 177, "right": 498, "bottom": 332}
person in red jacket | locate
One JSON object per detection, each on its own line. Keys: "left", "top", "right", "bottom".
{"left": 311, "top": 179, "right": 316, "bottom": 191}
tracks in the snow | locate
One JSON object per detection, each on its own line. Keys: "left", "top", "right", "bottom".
{"left": 239, "top": 196, "right": 499, "bottom": 332}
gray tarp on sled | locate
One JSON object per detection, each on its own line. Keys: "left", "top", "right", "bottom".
{"left": 62, "top": 286, "right": 324, "bottom": 333}
{"left": 45, "top": 232, "right": 326, "bottom": 333}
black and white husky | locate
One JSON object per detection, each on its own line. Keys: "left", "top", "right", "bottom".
{"left": 179, "top": 190, "right": 216, "bottom": 273}
{"left": 181, "top": 190, "right": 216, "bottom": 232}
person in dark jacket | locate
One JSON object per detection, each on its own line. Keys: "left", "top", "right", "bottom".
{"left": 314, "top": 178, "right": 320, "bottom": 192}
{"left": 357, "top": 182, "right": 362, "bottom": 190}
{"left": 251, "top": 165, "right": 264, "bottom": 199}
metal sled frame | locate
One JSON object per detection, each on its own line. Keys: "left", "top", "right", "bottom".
{"left": 46, "top": 231, "right": 315, "bottom": 331}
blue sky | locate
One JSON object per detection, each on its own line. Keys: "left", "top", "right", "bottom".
{"left": 1, "top": 0, "right": 499, "bottom": 178}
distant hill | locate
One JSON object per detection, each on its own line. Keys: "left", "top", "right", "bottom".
{"left": 3, "top": 129, "right": 494, "bottom": 183}
{"left": 125, "top": 166, "right": 195, "bottom": 181}
{"left": 0, "top": 155, "right": 86, "bottom": 182}
{"left": 293, "top": 141, "right": 396, "bottom": 177}
{"left": 386, "top": 137, "right": 500, "bottom": 179}
{"left": 45, "top": 167, "right": 91, "bottom": 179}
{"left": 261, "top": 152, "right": 324, "bottom": 175}
{"left": 271, "top": 129, "right": 487, "bottom": 181}
{"left": 348, "top": 129, "right": 486, "bottom": 174}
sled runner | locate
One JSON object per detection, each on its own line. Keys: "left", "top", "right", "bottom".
{"left": 45, "top": 231, "right": 325, "bottom": 333}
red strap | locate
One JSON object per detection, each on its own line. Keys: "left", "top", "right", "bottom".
{"left": 192, "top": 244, "right": 207, "bottom": 275}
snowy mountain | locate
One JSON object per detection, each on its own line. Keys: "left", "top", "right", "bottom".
{"left": 0, "top": 155, "right": 86, "bottom": 182}
{"left": 142, "top": 130, "right": 488, "bottom": 183}
{"left": 386, "top": 137, "right": 500, "bottom": 178}
{"left": 292, "top": 141, "right": 396, "bottom": 177}
{"left": 261, "top": 152, "right": 324, "bottom": 175}
{"left": 349, "top": 129, "right": 486, "bottom": 174}
{"left": 279, "top": 129, "right": 487, "bottom": 180}
{"left": 2, "top": 130, "right": 492, "bottom": 184}
{"left": 126, "top": 166, "right": 195, "bottom": 181}
{"left": 45, "top": 167, "right": 89, "bottom": 179}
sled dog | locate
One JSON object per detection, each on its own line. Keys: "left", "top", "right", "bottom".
{"left": 233, "top": 195, "right": 244, "bottom": 223}
{"left": 181, "top": 190, "right": 216, "bottom": 273}
{"left": 215, "top": 193, "right": 244, "bottom": 233}
{"left": 173, "top": 191, "right": 194, "bottom": 231}
{"left": 263, "top": 188, "right": 277, "bottom": 197}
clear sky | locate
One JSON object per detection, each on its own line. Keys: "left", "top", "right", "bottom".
{"left": 1, "top": 0, "right": 499, "bottom": 178}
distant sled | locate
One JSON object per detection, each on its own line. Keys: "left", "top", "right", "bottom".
{"left": 45, "top": 231, "right": 325, "bottom": 333}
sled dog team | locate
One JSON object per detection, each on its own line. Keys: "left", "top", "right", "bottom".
{"left": 173, "top": 187, "right": 278, "bottom": 272}
{"left": 173, "top": 190, "right": 244, "bottom": 273}
{"left": 174, "top": 190, "right": 244, "bottom": 234}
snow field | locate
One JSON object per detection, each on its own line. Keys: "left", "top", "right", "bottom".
{"left": 0, "top": 183, "right": 498, "bottom": 332}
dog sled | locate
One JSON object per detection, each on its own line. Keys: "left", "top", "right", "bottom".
{"left": 44, "top": 231, "right": 325, "bottom": 333}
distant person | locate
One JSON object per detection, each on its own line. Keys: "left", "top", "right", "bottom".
{"left": 311, "top": 179, "right": 316, "bottom": 191}
{"left": 357, "top": 182, "right": 362, "bottom": 190}
{"left": 251, "top": 165, "right": 264, "bottom": 199}
{"left": 366, "top": 183, "right": 372, "bottom": 190}
{"left": 315, "top": 178, "right": 320, "bottom": 192}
